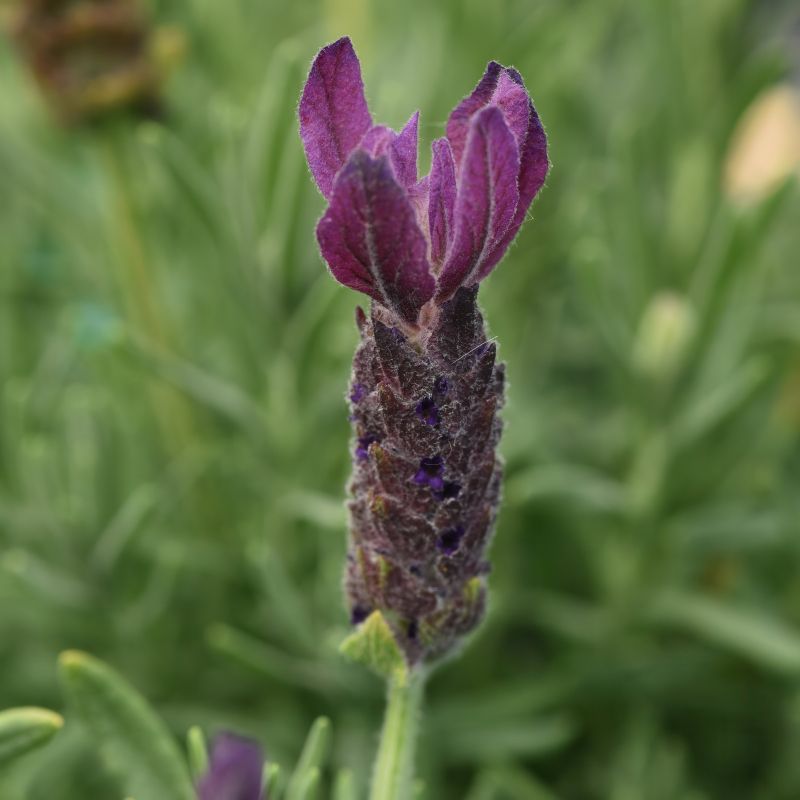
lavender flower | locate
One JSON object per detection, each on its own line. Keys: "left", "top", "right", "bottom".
{"left": 198, "top": 733, "right": 265, "bottom": 800}
{"left": 13, "top": 0, "right": 163, "bottom": 122}
{"left": 299, "top": 38, "right": 548, "bottom": 664}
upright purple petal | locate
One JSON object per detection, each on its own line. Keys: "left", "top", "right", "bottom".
{"left": 358, "top": 113, "right": 419, "bottom": 189}
{"left": 436, "top": 107, "right": 520, "bottom": 301}
{"left": 198, "top": 733, "right": 264, "bottom": 800}
{"left": 491, "top": 71, "right": 530, "bottom": 147}
{"left": 428, "top": 138, "right": 457, "bottom": 268}
{"left": 389, "top": 111, "right": 419, "bottom": 188}
{"left": 317, "top": 150, "right": 435, "bottom": 325}
{"left": 299, "top": 37, "right": 373, "bottom": 199}
{"left": 446, "top": 61, "right": 502, "bottom": 167}
{"left": 360, "top": 124, "right": 395, "bottom": 156}
{"left": 483, "top": 98, "right": 549, "bottom": 271}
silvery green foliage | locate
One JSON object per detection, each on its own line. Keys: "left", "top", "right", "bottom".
{"left": 1, "top": 653, "right": 337, "bottom": 800}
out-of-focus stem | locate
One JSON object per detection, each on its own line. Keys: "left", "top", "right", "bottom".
{"left": 370, "top": 669, "right": 424, "bottom": 800}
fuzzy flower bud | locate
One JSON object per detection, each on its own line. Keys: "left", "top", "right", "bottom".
{"left": 633, "top": 292, "right": 695, "bottom": 383}
{"left": 299, "top": 38, "right": 548, "bottom": 665}
{"left": 198, "top": 733, "right": 265, "bottom": 800}
{"left": 724, "top": 84, "right": 800, "bottom": 207}
{"left": 12, "top": 0, "right": 165, "bottom": 123}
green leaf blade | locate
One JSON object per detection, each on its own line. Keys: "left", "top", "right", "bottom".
{"left": 0, "top": 707, "right": 63, "bottom": 767}
{"left": 58, "top": 650, "right": 195, "bottom": 800}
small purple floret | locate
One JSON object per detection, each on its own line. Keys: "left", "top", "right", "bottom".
{"left": 413, "top": 456, "right": 461, "bottom": 500}
{"left": 413, "top": 455, "right": 444, "bottom": 487}
{"left": 415, "top": 396, "right": 441, "bottom": 426}
{"left": 198, "top": 733, "right": 264, "bottom": 800}
{"left": 436, "top": 525, "right": 466, "bottom": 555}
{"left": 433, "top": 376, "right": 449, "bottom": 397}
{"left": 433, "top": 481, "right": 461, "bottom": 501}
{"left": 356, "top": 434, "right": 380, "bottom": 460}
{"left": 350, "top": 383, "right": 367, "bottom": 404}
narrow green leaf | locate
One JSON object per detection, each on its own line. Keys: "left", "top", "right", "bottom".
{"left": 340, "top": 611, "right": 408, "bottom": 683}
{"left": 264, "top": 762, "right": 283, "bottom": 799}
{"left": 186, "top": 725, "right": 209, "bottom": 780}
{"left": 649, "top": 592, "right": 800, "bottom": 674}
{"left": 466, "top": 766, "right": 561, "bottom": 800}
{"left": 434, "top": 714, "right": 576, "bottom": 762}
{"left": 207, "top": 623, "right": 344, "bottom": 694}
{"left": 675, "top": 358, "right": 769, "bottom": 447}
{"left": 505, "top": 464, "right": 626, "bottom": 514}
{"left": 334, "top": 768, "right": 357, "bottom": 800}
{"left": 285, "top": 717, "right": 330, "bottom": 800}
{"left": 58, "top": 651, "right": 195, "bottom": 800}
{"left": 297, "top": 767, "right": 321, "bottom": 800}
{"left": 0, "top": 707, "right": 63, "bottom": 767}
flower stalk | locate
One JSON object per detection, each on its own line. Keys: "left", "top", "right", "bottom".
{"left": 370, "top": 670, "right": 424, "bottom": 800}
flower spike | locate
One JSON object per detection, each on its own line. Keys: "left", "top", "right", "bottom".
{"left": 298, "top": 39, "right": 548, "bottom": 664}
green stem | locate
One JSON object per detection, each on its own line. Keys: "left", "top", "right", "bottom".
{"left": 369, "top": 670, "right": 424, "bottom": 800}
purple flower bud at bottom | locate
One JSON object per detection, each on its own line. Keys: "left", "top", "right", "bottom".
{"left": 198, "top": 733, "right": 264, "bottom": 800}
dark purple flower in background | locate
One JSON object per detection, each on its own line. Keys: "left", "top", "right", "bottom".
{"left": 12, "top": 0, "right": 164, "bottom": 123}
{"left": 299, "top": 37, "right": 548, "bottom": 664}
{"left": 198, "top": 733, "right": 264, "bottom": 800}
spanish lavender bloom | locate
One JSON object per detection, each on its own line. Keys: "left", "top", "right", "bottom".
{"left": 13, "top": 0, "right": 162, "bottom": 122}
{"left": 198, "top": 733, "right": 265, "bottom": 800}
{"left": 299, "top": 38, "right": 548, "bottom": 664}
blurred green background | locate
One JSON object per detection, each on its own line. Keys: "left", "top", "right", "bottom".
{"left": 2, "top": 0, "right": 800, "bottom": 797}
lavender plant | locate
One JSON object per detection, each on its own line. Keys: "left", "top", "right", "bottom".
{"left": 299, "top": 37, "right": 548, "bottom": 797}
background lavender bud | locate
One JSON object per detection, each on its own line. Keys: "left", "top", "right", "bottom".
{"left": 198, "top": 733, "right": 265, "bottom": 800}
{"left": 12, "top": 0, "right": 165, "bottom": 123}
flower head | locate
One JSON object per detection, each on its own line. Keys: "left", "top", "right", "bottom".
{"left": 299, "top": 37, "right": 548, "bottom": 327}
{"left": 198, "top": 733, "right": 265, "bottom": 800}
{"left": 299, "top": 39, "right": 548, "bottom": 665}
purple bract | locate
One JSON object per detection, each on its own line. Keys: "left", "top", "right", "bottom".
{"left": 299, "top": 37, "right": 548, "bottom": 328}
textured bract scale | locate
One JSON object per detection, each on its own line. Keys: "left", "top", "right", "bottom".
{"left": 345, "top": 288, "right": 504, "bottom": 663}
